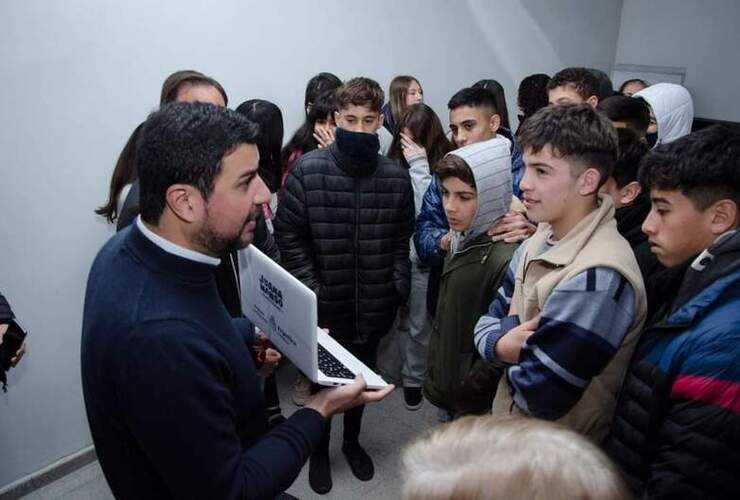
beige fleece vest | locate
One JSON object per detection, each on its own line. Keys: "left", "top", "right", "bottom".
{"left": 491, "top": 196, "right": 647, "bottom": 443}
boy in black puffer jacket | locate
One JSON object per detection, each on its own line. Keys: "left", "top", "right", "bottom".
{"left": 275, "top": 77, "right": 414, "bottom": 495}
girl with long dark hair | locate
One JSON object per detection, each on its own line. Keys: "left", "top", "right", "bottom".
{"left": 387, "top": 103, "right": 452, "bottom": 410}
{"left": 235, "top": 99, "right": 284, "bottom": 207}
{"left": 280, "top": 89, "right": 338, "bottom": 188}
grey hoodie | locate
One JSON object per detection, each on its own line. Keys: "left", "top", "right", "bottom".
{"left": 635, "top": 83, "right": 694, "bottom": 147}
{"left": 447, "top": 137, "right": 512, "bottom": 254}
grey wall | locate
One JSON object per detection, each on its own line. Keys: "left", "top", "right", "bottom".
{"left": 615, "top": 0, "right": 740, "bottom": 122}
{"left": 0, "top": 0, "right": 624, "bottom": 489}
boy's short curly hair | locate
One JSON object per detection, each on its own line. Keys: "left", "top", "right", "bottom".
{"left": 335, "top": 77, "right": 384, "bottom": 113}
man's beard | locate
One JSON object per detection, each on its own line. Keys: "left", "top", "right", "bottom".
{"left": 197, "top": 207, "right": 259, "bottom": 256}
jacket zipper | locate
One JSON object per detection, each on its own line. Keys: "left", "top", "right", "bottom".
{"left": 354, "top": 180, "right": 360, "bottom": 337}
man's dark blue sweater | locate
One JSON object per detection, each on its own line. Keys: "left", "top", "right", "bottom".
{"left": 81, "top": 223, "right": 325, "bottom": 500}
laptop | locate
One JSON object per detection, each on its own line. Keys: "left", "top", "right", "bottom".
{"left": 238, "top": 245, "right": 388, "bottom": 390}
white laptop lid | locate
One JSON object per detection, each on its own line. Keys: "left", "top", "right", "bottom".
{"left": 238, "top": 245, "right": 319, "bottom": 380}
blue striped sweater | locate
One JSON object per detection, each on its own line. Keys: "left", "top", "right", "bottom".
{"left": 474, "top": 238, "right": 636, "bottom": 419}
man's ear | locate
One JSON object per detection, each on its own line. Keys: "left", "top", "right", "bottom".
{"left": 489, "top": 113, "right": 501, "bottom": 134}
{"left": 165, "top": 184, "right": 203, "bottom": 223}
{"left": 376, "top": 113, "right": 384, "bottom": 132}
{"left": 586, "top": 95, "right": 599, "bottom": 108}
{"left": 620, "top": 181, "right": 642, "bottom": 206}
{"left": 709, "top": 199, "right": 739, "bottom": 235}
{"left": 579, "top": 168, "right": 602, "bottom": 196}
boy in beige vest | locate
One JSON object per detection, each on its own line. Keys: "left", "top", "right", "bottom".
{"left": 474, "top": 104, "right": 647, "bottom": 442}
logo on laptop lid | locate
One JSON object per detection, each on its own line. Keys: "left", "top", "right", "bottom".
{"left": 259, "top": 274, "right": 284, "bottom": 310}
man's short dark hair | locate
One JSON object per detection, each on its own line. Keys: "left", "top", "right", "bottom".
{"left": 613, "top": 128, "right": 649, "bottom": 188}
{"left": 336, "top": 77, "right": 384, "bottom": 113}
{"left": 160, "top": 70, "right": 228, "bottom": 106}
{"left": 547, "top": 68, "right": 601, "bottom": 102}
{"left": 638, "top": 125, "right": 740, "bottom": 210}
{"left": 597, "top": 96, "right": 651, "bottom": 135}
{"left": 447, "top": 87, "right": 498, "bottom": 115}
{"left": 517, "top": 104, "right": 618, "bottom": 187}
{"left": 433, "top": 154, "right": 475, "bottom": 189}
{"left": 138, "top": 102, "right": 259, "bottom": 223}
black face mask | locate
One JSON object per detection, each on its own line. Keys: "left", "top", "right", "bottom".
{"left": 646, "top": 132, "right": 658, "bottom": 148}
{"left": 335, "top": 127, "right": 379, "bottom": 165}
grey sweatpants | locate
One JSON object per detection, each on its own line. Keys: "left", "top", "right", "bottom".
{"left": 400, "top": 262, "right": 432, "bottom": 387}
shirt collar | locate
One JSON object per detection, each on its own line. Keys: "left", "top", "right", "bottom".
{"left": 136, "top": 216, "right": 220, "bottom": 267}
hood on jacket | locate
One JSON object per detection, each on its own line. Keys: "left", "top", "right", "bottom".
{"left": 669, "top": 230, "right": 740, "bottom": 325}
{"left": 635, "top": 83, "right": 694, "bottom": 147}
{"left": 447, "top": 136, "right": 512, "bottom": 254}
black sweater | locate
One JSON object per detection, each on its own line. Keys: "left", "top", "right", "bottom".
{"left": 81, "top": 224, "right": 324, "bottom": 499}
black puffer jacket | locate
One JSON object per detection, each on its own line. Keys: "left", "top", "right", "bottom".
{"left": 274, "top": 142, "right": 414, "bottom": 344}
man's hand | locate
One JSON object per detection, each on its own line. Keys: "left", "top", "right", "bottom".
{"left": 257, "top": 348, "right": 281, "bottom": 377}
{"left": 254, "top": 332, "right": 281, "bottom": 376}
{"left": 400, "top": 132, "right": 426, "bottom": 162}
{"left": 313, "top": 127, "right": 336, "bottom": 149}
{"left": 306, "top": 375, "right": 395, "bottom": 419}
{"left": 488, "top": 212, "right": 536, "bottom": 243}
{"left": 495, "top": 316, "right": 539, "bottom": 364}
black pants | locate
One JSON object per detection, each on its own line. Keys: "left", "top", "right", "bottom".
{"left": 312, "top": 339, "right": 379, "bottom": 455}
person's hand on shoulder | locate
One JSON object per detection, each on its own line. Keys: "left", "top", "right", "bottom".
{"left": 488, "top": 211, "right": 536, "bottom": 243}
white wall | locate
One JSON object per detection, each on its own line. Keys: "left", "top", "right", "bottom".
{"left": 615, "top": 0, "right": 740, "bottom": 122}
{"left": 0, "top": 0, "right": 624, "bottom": 488}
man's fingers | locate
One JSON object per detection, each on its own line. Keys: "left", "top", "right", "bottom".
{"left": 359, "top": 384, "right": 395, "bottom": 404}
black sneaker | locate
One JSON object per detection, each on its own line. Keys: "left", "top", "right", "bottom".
{"left": 403, "top": 387, "right": 423, "bottom": 411}
{"left": 309, "top": 453, "right": 332, "bottom": 494}
{"left": 342, "top": 442, "right": 374, "bottom": 481}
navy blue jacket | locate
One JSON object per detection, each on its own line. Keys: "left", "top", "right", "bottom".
{"left": 81, "top": 224, "right": 324, "bottom": 500}
{"left": 607, "top": 231, "right": 740, "bottom": 500}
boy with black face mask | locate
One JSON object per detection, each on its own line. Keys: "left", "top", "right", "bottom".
{"left": 275, "top": 77, "right": 414, "bottom": 495}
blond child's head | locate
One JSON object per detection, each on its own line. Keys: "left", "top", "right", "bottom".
{"left": 401, "top": 415, "right": 630, "bottom": 500}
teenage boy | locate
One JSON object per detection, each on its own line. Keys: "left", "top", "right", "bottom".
{"left": 606, "top": 125, "right": 740, "bottom": 500}
{"left": 600, "top": 128, "right": 662, "bottom": 293}
{"left": 423, "top": 139, "right": 517, "bottom": 418}
{"left": 547, "top": 67, "right": 601, "bottom": 107}
{"left": 415, "top": 88, "right": 533, "bottom": 311}
{"left": 634, "top": 82, "right": 694, "bottom": 148}
{"left": 474, "top": 104, "right": 647, "bottom": 442}
{"left": 597, "top": 95, "right": 651, "bottom": 139}
{"left": 275, "top": 77, "right": 414, "bottom": 494}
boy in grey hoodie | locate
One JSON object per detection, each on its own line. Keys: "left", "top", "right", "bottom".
{"left": 634, "top": 82, "right": 694, "bottom": 148}
{"left": 423, "top": 138, "right": 517, "bottom": 417}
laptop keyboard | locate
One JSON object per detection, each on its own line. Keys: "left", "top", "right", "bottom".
{"left": 317, "top": 344, "right": 355, "bottom": 380}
